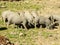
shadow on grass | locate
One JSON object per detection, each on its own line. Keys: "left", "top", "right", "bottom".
{"left": 0, "top": 27, "right": 7, "bottom": 30}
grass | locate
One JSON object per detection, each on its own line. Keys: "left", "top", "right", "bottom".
{"left": 0, "top": 0, "right": 60, "bottom": 45}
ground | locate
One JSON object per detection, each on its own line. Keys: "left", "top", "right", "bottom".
{"left": 0, "top": 0, "right": 60, "bottom": 45}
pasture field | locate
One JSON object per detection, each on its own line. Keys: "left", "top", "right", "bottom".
{"left": 0, "top": 0, "right": 60, "bottom": 45}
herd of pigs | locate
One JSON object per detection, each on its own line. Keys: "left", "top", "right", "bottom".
{"left": 1, "top": 10, "right": 60, "bottom": 30}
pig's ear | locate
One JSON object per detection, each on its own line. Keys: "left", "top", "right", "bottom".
{"left": 49, "top": 17, "right": 51, "bottom": 21}
{"left": 49, "top": 16, "right": 53, "bottom": 21}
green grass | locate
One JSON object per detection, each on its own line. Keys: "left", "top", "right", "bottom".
{"left": 0, "top": 1, "right": 60, "bottom": 45}
{"left": 0, "top": 28, "right": 39, "bottom": 45}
